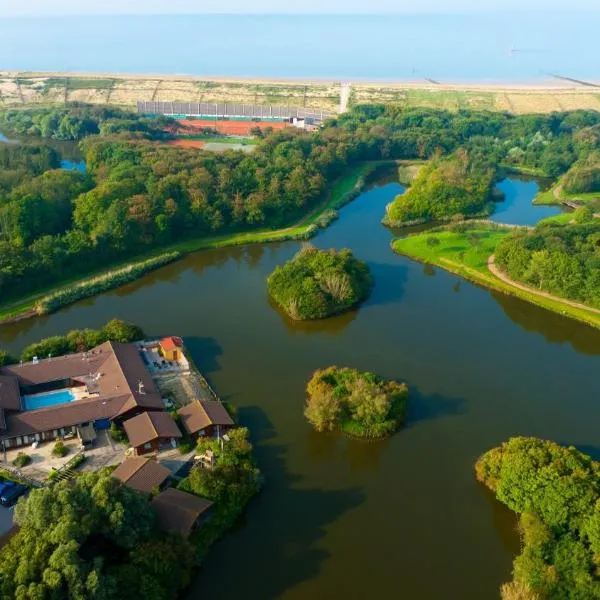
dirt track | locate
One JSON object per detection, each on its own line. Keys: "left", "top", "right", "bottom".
{"left": 488, "top": 255, "right": 600, "bottom": 315}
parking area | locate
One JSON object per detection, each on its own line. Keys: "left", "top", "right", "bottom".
{"left": 1, "top": 429, "right": 124, "bottom": 483}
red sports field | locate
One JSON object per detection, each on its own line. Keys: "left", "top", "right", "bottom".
{"left": 176, "top": 119, "right": 289, "bottom": 136}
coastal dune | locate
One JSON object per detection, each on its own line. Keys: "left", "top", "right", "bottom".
{"left": 2, "top": 71, "right": 600, "bottom": 114}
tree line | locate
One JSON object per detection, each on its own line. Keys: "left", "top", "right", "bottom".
{"left": 495, "top": 221, "right": 600, "bottom": 308}
{"left": 1, "top": 104, "right": 599, "bottom": 302}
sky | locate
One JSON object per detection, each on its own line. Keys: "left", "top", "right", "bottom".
{"left": 0, "top": 0, "right": 594, "bottom": 16}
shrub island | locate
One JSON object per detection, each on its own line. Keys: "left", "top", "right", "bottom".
{"left": 267, "top": 246, "right": 373, "bottom": 320}
{"left": 476, "top": 437, "right": 600, "bottom": 599}
{"left": 304, "top": 366, "right": 409, "bottom": 438}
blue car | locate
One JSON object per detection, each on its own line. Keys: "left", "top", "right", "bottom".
{"left": 0, "top": 481, "right": 14, "bottom": 497}
{"left": 0, "top": 483, "right": 26, "bottom": 507}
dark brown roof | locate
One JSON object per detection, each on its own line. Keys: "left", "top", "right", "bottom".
{"left": 112, "top": 457, "right": 171, "bottom": 495}
{"left": 177, "top": 400, "right": 234, "bottom": 436}
{"left": 123, "top": 411, "right": 182, "bottom": 448}
{"left": 151, "top": 488, "right": 213, "bottom": 536}
{"left": 3, "top": 394, "right": 130, "bottom": 437}
{"left": 0, "top": 376, "right": 21, "bottom": 411}
{"left": 0, "top": 341, "right": 164, "bottom": 440}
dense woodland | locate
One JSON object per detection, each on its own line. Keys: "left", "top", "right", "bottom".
{"left": 267, "top": 246, "right": 373, "bottom": 320}
{"left": 0, "top": 425, "right": 260, "bottom": 600}
{"left": 304, "top": 366, "right": 409, "bottom": 438}
{"left": 495, "top": 221, "right": 600, "bottom": 307}
{"left": 1, "top": 104, "right": 600, "bottom": 301}
{"left": 476, "top": 437, "right": 600, "bottom": 599}
{"left": 385, "top": 148, "right": 496, "bottom": 224}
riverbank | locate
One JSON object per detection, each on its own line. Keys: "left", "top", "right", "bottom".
{"left": 0, "top": 164, "right": 374, "bottom": 325}
{"left": 392, "top": 225, "right": 600, "bottom": 329}
{"left": 2, "top": 71, "right": 600, "bottom": 114}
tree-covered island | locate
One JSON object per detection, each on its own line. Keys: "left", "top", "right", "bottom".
{"left": 476, "top": 437, "right": 600, "bottom": 600}
{"left": 267, "top": 246, "right": 373, "bottom": 320}
{"left": 304, "top": 366, "right": 409, "bottom": 438}
{"left": 384, "top": 149, "right": 497, "bottom": 226}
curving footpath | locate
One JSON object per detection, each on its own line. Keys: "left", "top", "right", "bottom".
{"left": 487, "top": 255, "right": 600, "bottom": 316}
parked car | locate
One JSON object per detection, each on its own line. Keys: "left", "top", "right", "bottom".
{"left": 0, "top": 481, "right": 14, "bottom": 498}
{"left": 0, "top": 483, "right": 27, "bottom": 507}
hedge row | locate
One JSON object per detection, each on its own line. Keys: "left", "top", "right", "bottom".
{"left": 35, "top": 251, "right": 181, "bottom": 315}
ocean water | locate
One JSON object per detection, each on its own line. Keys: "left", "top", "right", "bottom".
{"left": 0, "top": 12, "right": 598, "bottom": 82}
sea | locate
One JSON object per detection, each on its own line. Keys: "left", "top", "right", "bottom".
{"left": 0, "top": 12, "right": 598, "bottom": 83}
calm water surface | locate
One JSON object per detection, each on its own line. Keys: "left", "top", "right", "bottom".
{"left": 1, "top": 13, "right": 599, "bottom": 82}
{"left": 0, "top": 177, "right": 598, "bottom": 599}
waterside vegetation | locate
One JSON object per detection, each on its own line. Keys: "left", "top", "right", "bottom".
{"left": 384, "top": 149, "right": 496, "bottom": 226}
{"left": 392, "top": 222, "right": 600, "bottom": 329}
{"left": 2, "top": 104, "right": 600, "bottom": 320}
{"left": 267, "top": 247, "right": 373, "bottom": 320}
{"left": 304, "top": 366, "right": 409, "bottom": 438}
{"left": 476, "top": 437, "right": 600, "bottom": 600}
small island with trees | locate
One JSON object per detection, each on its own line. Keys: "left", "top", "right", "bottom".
{"left": 267, "top": 246, "right": 373, "bottom": 320}
{"left": 304, "top": 366, "right": 409, "bottom": 438}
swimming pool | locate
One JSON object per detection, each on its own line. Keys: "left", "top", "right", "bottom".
{"left": 22, "top": 389, "right": 76, "bottom": 411}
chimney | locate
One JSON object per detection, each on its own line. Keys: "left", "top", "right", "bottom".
{"left": 138, "top": 380, "right": 145, "bottom": 395}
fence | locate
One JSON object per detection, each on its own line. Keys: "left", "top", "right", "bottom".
{"left": 137, "top": 100, "right": 334, "bottom": 122}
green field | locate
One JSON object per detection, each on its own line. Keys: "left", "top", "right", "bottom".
{"left": 534, "top": 182, "right": 600, "bottom": 205}
{"left": 392, "top": 226, "right": 600, "bottom": 329}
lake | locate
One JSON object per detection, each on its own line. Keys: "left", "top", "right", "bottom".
{"left": 0, "top": 12, "right": 599, "bottom": 82}
{"left": 0, "top": 175, "right": 597, "bottom": 598}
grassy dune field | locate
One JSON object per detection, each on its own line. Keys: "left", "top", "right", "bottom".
{"left": 2, "top": 72, "right": 600, "bottom": 114}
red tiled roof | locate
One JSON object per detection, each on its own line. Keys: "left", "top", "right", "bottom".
{"left": 159, "top": 337, "right": 182, "bottom": 352}
{"left": 177, "top": 400, "right": 234, "bottom": 436}
{"left": 123, "top": 411, "right": 182, "bottom": 448}
{"left": 151, "top": 488, "right": 213, "bottom": 536}
{"left": 112, "top": 457, "right": 171, "bottom": 495}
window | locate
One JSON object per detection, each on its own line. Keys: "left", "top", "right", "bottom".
{"left": 144, "top": 443, "right": 152, "bottom": 449}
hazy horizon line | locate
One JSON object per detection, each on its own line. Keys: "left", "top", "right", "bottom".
{"left": 1, "top": 8, "right": 597, "bottom": 18}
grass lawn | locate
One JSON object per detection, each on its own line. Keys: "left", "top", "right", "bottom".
{"left": 392, "top": 226, "right": 600, "bottom": 329}
{"left": 0, "top": 163, "right": 373, "bottom": 324}
{"left": 534, "top": 181, "right": 600, "bottom": 205}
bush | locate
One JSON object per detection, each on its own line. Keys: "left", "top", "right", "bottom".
{"left": 0, "top": 350, "right": 15, "bottom": 366}
{"left": 178, "top": 439, "right": 194, "bottom": 455}
{"left": 34, "top": 252, "right": 180, "bottom": 315}
{"left": 267, "top": 247, "right": 373, "bottom": 320}
{"left": 12, "top": 452, "right": 31, "bottom": 468}
{"left": 21, "top": 318, "right": 145, "bottom": 362}
{"left": 52, "top": 441, "right": 69, "bottom": 458}
{"left": 109, "top": 422, "right": 128, "bottom": 445}
{"left": 305, "top": 366, "right": 409, "bottom": 438}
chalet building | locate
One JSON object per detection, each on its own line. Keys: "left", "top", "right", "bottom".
{"left": 123, "top": 411, "right": 182, "bottom": 456}
{"left": 158, "top": 336, "right": 183, "bottom": 362}
{"left": 0, "top": 341, "right": 164, "bottom": 450}
{"left": 112, "top": 456, "right": 171, "bottom": 496}
{"left": 177, "top": 399, "right": 234, "bottom": 441}
{"left": 151, "top": 487, "right": 213, "bottom": 537}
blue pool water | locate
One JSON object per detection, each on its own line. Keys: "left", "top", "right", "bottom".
{"left": 22, "top": 389, "right": 76, "bottom": 411}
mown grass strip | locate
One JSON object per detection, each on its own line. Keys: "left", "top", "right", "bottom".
{"left": 392, "top": 226, "right": 600, "bottom": 329}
